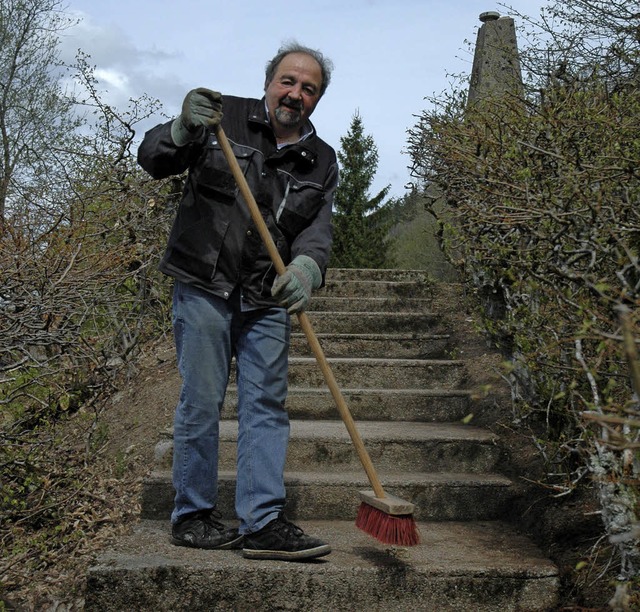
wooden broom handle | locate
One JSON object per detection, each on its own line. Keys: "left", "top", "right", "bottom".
{"left": 214, "top": 125, "right": 385, "bottom": 499}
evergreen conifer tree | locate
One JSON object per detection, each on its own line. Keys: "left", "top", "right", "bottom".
{"left": 330, "top": 111, "right": 392, "bottom": 268}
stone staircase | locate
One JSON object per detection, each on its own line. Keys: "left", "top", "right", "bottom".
{"left": 85, "top": 269, "right": 559, "bottom": 611}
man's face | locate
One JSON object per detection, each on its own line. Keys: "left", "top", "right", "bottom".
{"left": 265, "top": 52, "right": 323, "bottom": 135}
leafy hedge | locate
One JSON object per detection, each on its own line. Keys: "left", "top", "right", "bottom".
{"left": 407, "top": 8, "right": 639, "bottom": 596}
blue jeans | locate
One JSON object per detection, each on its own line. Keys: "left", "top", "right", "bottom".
{"left": 171, "top": 281, "right": 290, "bottom": 534}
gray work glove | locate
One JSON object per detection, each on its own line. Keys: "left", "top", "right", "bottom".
{"left": 171, "top": 87, "right": 223, "bottom": 146}
{"left": 271, "top": 255, "right": 322, "bottom": 314}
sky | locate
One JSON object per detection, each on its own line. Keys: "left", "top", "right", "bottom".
{"left": 58, "top": 0, "right": 549, "bottom": 199}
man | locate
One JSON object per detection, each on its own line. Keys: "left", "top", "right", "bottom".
{"left": 137, "top": 42, "right": 337, "bottom": 561}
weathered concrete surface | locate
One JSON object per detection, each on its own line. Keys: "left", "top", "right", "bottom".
{"left": 310, "top": 295, "right": 434, "bottom": 313}
{"left": 153, "top": 420, "right": 501, "bottom": 474}
{"left": 141, "top": 469, "right": 515, "bottom": 522}
{"left": 277, "top": 386, "right": 473, "bottom": 421}
{"left": 86, "top": 520, "right": 558, "bottom": 611}
{"left": 286, "top": 357, "right": 467, "bottom": 389}
{"left": 297, "top": 311, "right": 442, "bottom": 334}
{"left": 289, "top": 331, "right": 453, "bottom": 359}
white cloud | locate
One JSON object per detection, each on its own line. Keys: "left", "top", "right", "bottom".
{"left": 94, "top": 68, "right": 129, "bottom": 91}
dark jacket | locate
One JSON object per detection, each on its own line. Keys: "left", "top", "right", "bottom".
{"left": 137, "top": 95, "right": 338, "bottom": 307}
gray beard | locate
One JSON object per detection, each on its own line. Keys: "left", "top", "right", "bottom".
{"left": 274, "top": 105, "right": 301, "bottom": 127}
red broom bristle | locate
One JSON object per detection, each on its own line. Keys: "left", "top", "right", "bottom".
{"left": 355, "top": 502, "right": 420, "bottom": 546}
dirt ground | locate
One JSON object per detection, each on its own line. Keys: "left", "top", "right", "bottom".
{"left": 0, "top": 339, "right": 177, "bottom": 612}
{"left": 102, "top": 338, "right": 179, "bottom": 470}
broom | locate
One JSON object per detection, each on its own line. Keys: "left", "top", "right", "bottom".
{"left": 215, "top": 125, "right": 419, "bottom": 546}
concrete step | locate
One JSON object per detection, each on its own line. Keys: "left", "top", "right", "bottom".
{"left": 290, "top": 332, "right": 452, "bottom": 358}
{"left": 283, "top": 420, "right": 500, "bottom": 472}
{"left": 293, "top": 311, "right": 442, "bottom": 334}
{"left": 85, "top": 520, "right": 559, "bottom": 612}
{"left": 141, "top": 469, "right": 515, "bottom": 522}
{"left": 285, "top": 357, "right": 466, "bottom": 389}
{"left": 153, "top": 420, "right": 501, "bottom": 474}
{"left": 318, "top": 280, "right": 432, "bottom": 299}
{"left": 309, "top": 295, "right": 433, "bottom": 312}
{"left": 326, "top": 268, "right": 433, "bottom": 282}
{"left": 224, "top": 387, "right": 473, "bottom": 422}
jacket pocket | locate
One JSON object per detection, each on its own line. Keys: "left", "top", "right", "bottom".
{"left": 275, "top": 178, "right": 325, "bottom": 238}
{"left": 194, "top": 137, "right": 254, "bottom": 200}
{"left": 169, "top": 218, "right": 230, "bottom": 281}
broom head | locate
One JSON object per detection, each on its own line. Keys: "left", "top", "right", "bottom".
{"left": 355, "top": 490, "right": 420, "bottom": 546}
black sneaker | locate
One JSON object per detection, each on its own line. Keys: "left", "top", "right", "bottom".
{"left": 242, "top": 513, "right": 331, "bottom": 561}
{"left": 171, "top": 509, "right": 243, "bottom": 550}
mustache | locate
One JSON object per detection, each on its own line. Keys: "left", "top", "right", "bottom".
{"left": 279, "top": 97, "right": 303, "bottom": 111}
